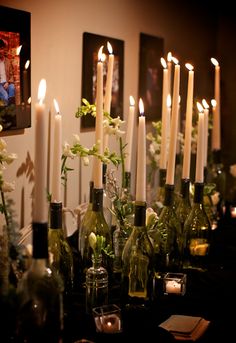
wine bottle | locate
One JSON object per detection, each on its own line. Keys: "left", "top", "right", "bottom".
{"left": 16, "top": 222, "right": 64, "bottom": 343}
{"left": 183, "top": 182, "right": 211, "bottom": 271}
{"left": 176, "top": 178, "right": 192, "bottom": 232}
{"left": 121, "top": 202, "right": 154, "bottom": 307}
{"left": 149, "top": 184, "right": 182, "bottom": 274}
{"left": 48, "top": 202, "right": 74, "bottom": 297}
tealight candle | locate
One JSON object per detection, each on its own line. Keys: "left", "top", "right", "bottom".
{"left": 231, "top": 207, "right": 236, "bottom": 218}
{"left": 101, "top": 314, "right": 121, "bottom": 333}
{"left": 165, "top": 280, "right": 181, "bottom": 294}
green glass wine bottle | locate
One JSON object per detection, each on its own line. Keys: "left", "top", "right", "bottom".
{"left": 183, "top": 182, "right": 211, "bottom": 271}
{"left": 48, "top": 202, "right": 74, "bottom": 297}
{"left": 176, "top": 178, "right": 192, "bottom": 232}
{"left": 121, "top": 202, "right": 154, "bottom": 308}
{"left": 16, "top": 223, "right": 64, "bottom": 343}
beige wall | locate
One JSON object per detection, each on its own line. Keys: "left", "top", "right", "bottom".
{"left": 0, "top": 0, "right": 217, "bottom": 234}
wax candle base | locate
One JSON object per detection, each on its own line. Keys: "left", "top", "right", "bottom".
{"left": 163, "top": 272, "right": 187, "bottom": 296}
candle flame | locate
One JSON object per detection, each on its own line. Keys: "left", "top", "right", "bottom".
{"left": 25, "top": 60, "right": 30, "bottom": 70}
{"left": 211, "top": 99, "right": 217, "bottom": 107}
{"left": 160, "top": 57, "right": 167, "bottom": 69}
{"left": 167, "top": 52, "right": 172, "bottom": 62}
{"left": 185, "top": 63, "right": 193, "bottom": 71}
{"left": 167, "top": 94, "right": 171, "bottom": 108}
{"left": 197, "top": 102, "right": 203, "bottom": 113}
{"left": 178, "top": 96, "right": 181, "bottom": 104}
{"left": 38, "top": 79, "right": 46, "bottom": 103}
{"left": 139, "top": 98, "right": 144, "bottom": 115}
{"left": 53, "top": 98, "right": 60, "bottom": 114}
{"left": 202, "top": 99, "right": 209, "bottom": 109}
{"left": 107, "top": 41, "right": 113, "bottom": 54}
{"left": 172, "top": 56, "right": 179, "bottom": 65}
{"left": 98, "top": 46, "right": 104, "bottom": 61}
{"left": 211, "top": 57, "right": 219, "bottom": 66}
{"left": 27, "top": 97, "right": 31, "bottom": 104}
{"left": 16, "top": 45, "right": 22, "bottom": 56}
{"left": 129, "top": 95, "right": 135, "bottom": 106}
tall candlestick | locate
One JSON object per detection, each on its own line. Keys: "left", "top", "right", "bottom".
{"left": 124, "top": 95, "right": 135, "bottom": 173}
{"left": 211, "top": 58, "right": 221, "bottom": 150}
{"left": 195, "top": 103, "right": 205, "bottom": 183}
{"left": 136, "top": 99, "right": 146, "bottom": 202}
{"left": 23, "top": 60, "right": 30, "bottom": 104}
{"left": 51, "top": 99, "right": 62, "bottom": 203}
{"left": 160, "top": 58, "right": 169, "bottom": 169}
{"left": 94, "top": 46, "right": 104, "bottom": 189}
{"left": 182, "top": 64, "right": 194, "bottom": 179}
{"left": 202, "top": 99, "right": 209, "bottom": 167}
{"left": 166, "top": 59, "right": 180, "bottom": 185}
{"left": 33, "top": 79, "right": 47, "bottom": 223}
{"left": 103, "top": 42, "right": 114, "bottom": 152}
{"left": 167, "top": 52, "right": 172, "bottom": 97}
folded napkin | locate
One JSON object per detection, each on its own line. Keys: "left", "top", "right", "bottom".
{"left": 159, "top": 315, "right": 210, "bottom": 341}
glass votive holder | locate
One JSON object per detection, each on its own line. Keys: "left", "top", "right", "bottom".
{"left": 92, "top": 304, "right": 122, "bottom": 334}
{"left": 163, "top": 272, "right": 187, "bottom": 296}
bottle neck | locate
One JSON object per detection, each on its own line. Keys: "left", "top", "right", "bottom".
{"left": 92, "top": 188, "right": 104, "bottom": 211}
{"left": 134, "top": 202, "right": 146, "bottom": 227}
{"left": 159, "top": 169, "right": 166, "bottom": 187}
{"left": 164, "top": 184, "right": 175, "bottom": 206}
{"left": 180, "top": 178, "right": 190, "bottom": 200}
{"left": 89, "top": 180, "right": 94, "bottom": 204}
{"left": 32, "top": 222, "right": 48, "bottom": 259}
{"left": 193, "top": 182, "right": 204, "bottom": 204}
{"left": 103, "top": 163, "right": 107, "bottom": 186}
{"left": 50, "top": 202, "right": 62, "bottom": 229}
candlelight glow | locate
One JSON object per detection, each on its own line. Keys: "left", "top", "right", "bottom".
{"left": 211, "top": 99, "right": 217, "bottom": 107}
{"left": 167, "top": 94, "right": 171, "bottom": 108}
{"left": 211, "top": 58, "right": 219, "bottom": 66}
{"left": 161, "top": 57, "right": 167, "bottom": 69}
{"left": 98, "top": 46, "right": 104, "bottom": 61}
{"left": 179, "top": 96, "right": 181, "bottom": 104}
{"left": 202, "top": 99, "right": 209, "bottom": 109}
{"left": 139, "top": 98, "right": 144, "bottom": 115}
{"left": 28, "top": 97, "right": 31, "bottom": 104}
{"left": 129, "top": 95, "right": 135, "bottom": 106}
{"left": 197, "top": 102, "right": 203, "bottom": 113}
{"left": 167, "top": 52, "right": 172, "bottom": 62}
{"left": 53, "top": 99, "right": 60, "bottom": 114}
{"left": 25, "top": 60, "right": 30, "bottom": 70}
{"left": 107, "top": 41, "right": 113, "bottom": 54}
{"left": 172, "top": 57, "right": 179, "bottom": 65}
{"left": 185, "top": 63, "right": 193, "bottom": 71}
{"left": 37, "top": 79, "right": 46, "bottom": 104}
{"left": 16, "top": 45, "right": 22, "bottom": 55}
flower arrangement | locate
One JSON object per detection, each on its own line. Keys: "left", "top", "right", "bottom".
{"left": 88, "top": 232, "right": 114, "bottom": 260}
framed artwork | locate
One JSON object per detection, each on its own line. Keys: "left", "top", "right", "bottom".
{"left": 0, "top": 5, "right": 31, "bottom": 132}
{"left": 81, "top": 32, "right": 124, "bottom": 131}
{"left": 138, "top": 33, "right": 164, "bottom": 121}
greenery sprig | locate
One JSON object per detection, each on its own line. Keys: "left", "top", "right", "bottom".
{"left": 88, "top": 232, "right": 114, "bottom": 260}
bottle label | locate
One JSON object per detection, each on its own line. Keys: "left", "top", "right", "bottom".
{"left": 189, "top": 239, "right": 209, "bottom": 256}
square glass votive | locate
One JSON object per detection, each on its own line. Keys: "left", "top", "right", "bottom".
{"left": 163, "top": 272, "right": 187, "bottom": 296}
{"left": 92, "top": 304, "right": 122, "bottom": 334}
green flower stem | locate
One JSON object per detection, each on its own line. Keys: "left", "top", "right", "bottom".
{"left": 119, "top": 137, "right": 125, "bottom": 189}
{"left": 0, "top": 189, "right": 9, "bottom": 228}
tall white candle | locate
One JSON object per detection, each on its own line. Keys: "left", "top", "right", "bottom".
{"left": 182, "top": 64, "right": 194, "bottom": 179}
{"left": 211, "top": 99, "right": 217, "bottom": 152}
{"left": 160, "top": 58, "right": 169, "bottom": 170}
{"left": 94, "top": 46, "right": 104, "bottom": 189}
{"left": 136, "top": 99, "right": 146, "bottom": 202}
{"left": 211, "top": 58, "right": 221, "bottom": 150}
{"left": 33, "top": 79, "right": 47, "bottom": 223}
{"left": 195, "top": 103, "right": 205, "bottom": 183}
{"left": 166, "top": 59, "right": 180, "bottom": 185}
{"left": 202, "top": 99, "right": 209, "bottom": 167}
{"left": 51, "top": 99, "right": 62, "bottom": 203}
{"left": 167, "top": 52, "right": 172, "bottom": 97}
{"left": 23, "top": 60, "right": 30, "bottom": 104}
{"left": 124, "top": 95, "right": 135, "bottom": 172}
{"left": 103, "top": 42, "right": 114, "bottom": 151}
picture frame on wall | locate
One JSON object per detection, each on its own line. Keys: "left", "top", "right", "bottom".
{"left": 81, "top": 32, "right": 124, "bottom": 131}
{"left": 0, "top": 5, "right": 31, "bottom": 132}
{"left": 138, "top": 33, "right": 164, "bottom": 122}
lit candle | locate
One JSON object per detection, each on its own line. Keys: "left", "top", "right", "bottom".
{"left": 195, "top": 103, "right": 205, "bottom": 183}
{"left": 165, "top": 280, "right": 181, "bottom": 294}
{"left": 51, "top": 99, "right": 62, "bottom": 203}
{"left": 94, "top": 46, "right": 104, "bottom": 189}
{"left": 231, "top": 207, "right": 236, "bottom": 218}
{"left": 101, "top": 314, "right": 121, "bottom": 333}
{"left": 176, "top": 95, "right": 181, "bottom": 155}
{"left": 160, "top": 58, "right": 169, "bottom": 170}
{"left": 211, "top": 98, "right": 218, "bottom": 151}
{"left": 190, "top": 238, "right": 209, "bottom": 256}
{"left": 23, "top": 60, "right": 30, "bottom": 104}
{"left": 136, "top": 99, "right": 146, "bottom": 202}
{"left": 182, "top": 63, "right": 194, "bottom": 179}
{"left": 211, "top": 58, "right": 221, "bottom": 151}
{"left": 33, "top": 79, "right": 47, "bottom": 223}
{"left": 124, "top": 95, "right": 135, "bottom": 173}
{"left": 166, "top": 58, "right": 180, "bottom": 185}
{"left": 167, "top": 52, "right": 172, "bottom": 96}
{"left": 202, "top": 99, "right": 209, "bottom": 167}
{"left": 103, "top": 42, "right": 114, "bottom": 151}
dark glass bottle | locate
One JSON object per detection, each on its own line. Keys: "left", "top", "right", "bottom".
{"left": 16, "top": 223, "right": 64, "bottom": 343}
{"left": 176, "top": 178, "right": 192, "bottom": 232}
{"left": 122, "top": 202, "right": 154, "bottom": 307}
{"left": 183, "top": 182, "right": 211, "bottom": 271}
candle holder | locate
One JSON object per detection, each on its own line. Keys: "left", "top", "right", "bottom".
{"left": 92, "top": 304, "right": 122, "bottom": 334}
{"left": 163, "top": 272, "right": 187, "bottom": 296}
